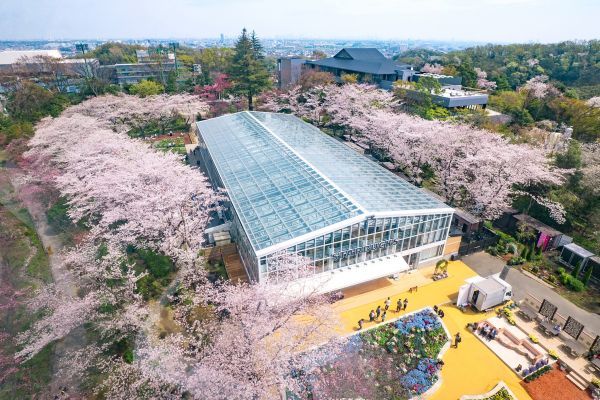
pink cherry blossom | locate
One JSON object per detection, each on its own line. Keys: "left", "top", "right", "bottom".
{"left": 263, "top": 84, "right": 568, "bottom": 222}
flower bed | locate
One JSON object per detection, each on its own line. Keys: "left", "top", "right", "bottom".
{"left": 297, "top": 309, "right": 449, "bottom": 399}
{"left": 460, "top": 381, "right": 517, "bottom": 400}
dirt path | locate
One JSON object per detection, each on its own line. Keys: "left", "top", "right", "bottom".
{"left": 6, "top": 167, "right": 84, "bottom": 399}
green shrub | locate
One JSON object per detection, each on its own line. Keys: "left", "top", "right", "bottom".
{"left": 109, "top": 338, "right": 134, "bottom": 364}
{"left": 136, "top": 248, "right": 173, "bottom": 279}
{"left": 557, "top": 267, "right": 566, "bottom": 275}
{"left": 521, "top": 246, "right": 529, "bottom": 261}
{"left": 526, "top": 242, "right": 535, "bottom": 261}
{"left": 130, "top": 248, "right": 175, "bottom": 300}
{"left": 535, "top": 246, "right": 543, "bottom": 260}
{"left": 572, "top": 261, "right": 582, "bottom": 278}
{"left": 567, "top": 277, "right": 585, "bottom": 292}
{"left": 487, "top": 246, "right": 499, "bottom": 256}
{"left": 583, "top": 265, "right": 594, "bottom": 286}
{"left": 508, "top": 257, "right": 524, "bottom": 266}
{"left": 531, "top": 265, "right": 539, "bottom": 274}
{"left": 558, "top": 270, "right": 586, "bottom": 292}
{"left": 46, "top": 197, "right": 72, "bottom": 232}
{"left": 506, "top": 242, "right": 518, "bottom": 255}
{"left": 524, "top": 365, "right": 552, "bottom": 382}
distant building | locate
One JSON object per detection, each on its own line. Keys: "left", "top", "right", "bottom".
{"left": 111, "top": 62, "right": 177, "bottom": 85}
{"left": 135, "top": 49, "right": 174, "bottom": 64}
{"left": 402, "top": 72, "right": 489, "bottom": 109}
{"left": 306, "top": 48, "right": 488, "bottom": 109}
{"left": 0, "top": 49, "right": 62, "bottom": 73}
{"left": 277, "top": 57, "right": 305, "bottom": 88}
{"left": 0, "top": 50, "right": 99, "bottom": 93}
{"left": 0, "top": 49, "right": 62, "bottom": 63}
{"left": 305, "top": 48, "right": 415, "bottom": 89}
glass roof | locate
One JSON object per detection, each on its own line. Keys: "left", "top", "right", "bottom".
{"left": 197, "top": 112, "right": 363, "bottom": 251}
{"left": 197, "top": 111, "right": 450, "bottom": 252}
{"left": 250, "top": 112, "right": 448, "bottom": 212}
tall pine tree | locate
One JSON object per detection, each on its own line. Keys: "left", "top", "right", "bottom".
{"left": 228, "top": 28, "right": 271, "bottom": 110}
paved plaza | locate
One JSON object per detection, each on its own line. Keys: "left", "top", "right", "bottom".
{"left": 332, "top": 260, "right": 533, "bottom": 400}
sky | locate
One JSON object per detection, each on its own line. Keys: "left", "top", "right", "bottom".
{"left": 1, "top": 0, "right": 599, "bottom": 43}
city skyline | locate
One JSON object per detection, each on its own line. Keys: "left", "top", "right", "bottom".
{"left": 1, "top": 0, "right": 599, "bottom": 43}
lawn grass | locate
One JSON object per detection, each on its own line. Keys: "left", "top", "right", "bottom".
{"left": 152, "top": 137, "right": 187, "bottom": 155}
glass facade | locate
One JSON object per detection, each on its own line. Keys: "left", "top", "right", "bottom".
{"left": 196, "top": 111, "right": 454, "bottom": 284}
{"left": 197, "top": 112, "right": 362, "bottom": 251}
{"left": 259, "top": 213, "right": 451, "bottom": 281}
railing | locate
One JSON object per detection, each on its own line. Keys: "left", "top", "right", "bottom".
{"left": 457, "top": 229, "right": 499, "bottom": 256}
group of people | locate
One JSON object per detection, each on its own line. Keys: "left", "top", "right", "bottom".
{"left": 358, "top": 297, "right": 409, "bottom": 330}
{"left": 432, "top": 305, "right": 445, "bottom": 318}
{"left": 474, "top": 322, "right": 498, "bottom": 340}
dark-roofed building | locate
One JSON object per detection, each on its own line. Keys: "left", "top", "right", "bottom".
{"left": 277, "top": 57, "right": 305, "bottom": 89}
{"left": 305, "top": 48, "right": 414, "bottom": 89}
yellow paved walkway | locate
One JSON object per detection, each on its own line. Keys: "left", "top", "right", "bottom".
{"left": 332, "top": 261, "right": 532, "bottom": 400}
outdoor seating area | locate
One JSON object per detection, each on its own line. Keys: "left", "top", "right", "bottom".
{"left": 469, "top": 316, "right": 549, "bottom": 372}
{"left": 514, "top": 294, "right": 600, "bottom": 391}
{"left": 516, "top": 298, "right": 594, "bottom": 360}
{"left": 561, "top": 334, "right": 588, "bottom": 357}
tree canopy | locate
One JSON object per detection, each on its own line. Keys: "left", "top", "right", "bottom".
{"left": 227, "top": 28, "right": 271, "bottom": 110}
{"left": 89, "top": 42, "right": 142, "bottom": 65}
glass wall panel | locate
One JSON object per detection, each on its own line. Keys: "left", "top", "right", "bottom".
{"left": 260, "top": 212, "right": 453, "bottom": 281}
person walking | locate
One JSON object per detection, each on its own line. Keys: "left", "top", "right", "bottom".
{"left": 369, "top": 310, "right": 376, "bottom": 322}
{"left": 396, "top": 298, "right": 403, "bottom": 313}
{"left": 454, "top": 332, "right": 462, "bottom": 348}
{"left": 403, "top": 298, "right": 408, "bottom": 311}
{"left": 381, "top": 310, "right": 387, "bottom": 322}
{"left": 376, "top": 305, "right": 382, "bottom": 320}
{"left": 384, "top": 297, "right": 391, "bottom": 311}
{"left": 358, "top": 319, "right": 364, "bottom": 330}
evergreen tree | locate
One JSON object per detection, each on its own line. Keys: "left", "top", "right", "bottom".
{"left": 521, "top": 245, "right": 529, "bottom": 261}
{"left": 250, "top": 30, "right": 264, "bottom": 60}
{"left": 572, "top": 260, "right": 582, "bottom": 278}
{"left": 583, "top": 264, "right": 593, "bottom": 286}
{"left": 228, "top": 28, "right": 271, "bottom": 111}
{"left": 526, "top": 242, "right": 535, "bottom": 261}
{"left": 456, "top": 60, "right": 477, "bottom": 88}
{"left": 535, "top": 245, "right": 543, "bottom": 259}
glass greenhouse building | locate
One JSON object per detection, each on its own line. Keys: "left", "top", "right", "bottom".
{"left": 196, "top": 111, "right": 454, "bottom": 291}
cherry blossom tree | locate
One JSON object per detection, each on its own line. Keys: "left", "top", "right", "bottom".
{"left": 15, "top": 94, "right": 219, "bottom": 378}
{"left": 582, "top": 143, "right": 600, "bottom": 196}
{"left": 475, "top": 68, "right": 497, "bottom": 90}
{"left": 420, "top": 63, "right": 444, "bottom": 74}
{"left": 91, "top": 253, "right": 342, "bottom": 400}
{"left": 194, "top": 73, "right": 232, "bottom": 101}
{"left": 586, "top": 97, "right": 600, "bottom": 108}
{"left": 262, "top": 83, "right": 396, "bottom": 129}
{"left": 521, "top": 75, "right": 561, "bottom": 100}
{"left": 16, "top": 94, "right": 344, "bottom": 399}
{"left": 265, "top": 84, "right": 568, "bottom": 222}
